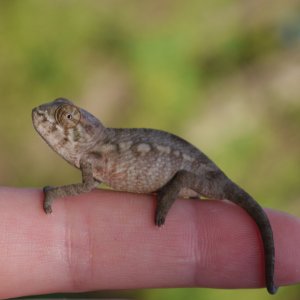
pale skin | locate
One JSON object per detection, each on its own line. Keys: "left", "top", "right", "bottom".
{"left": 0, "top": 187, "right": 300, "bottom": 299}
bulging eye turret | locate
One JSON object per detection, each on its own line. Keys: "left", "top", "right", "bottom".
{"left": 55, "top": 104, "right": 81, "bottom": 128}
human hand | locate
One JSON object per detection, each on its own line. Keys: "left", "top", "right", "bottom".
{"left": 0, "top": 187, "right": 299, "bottom": 298}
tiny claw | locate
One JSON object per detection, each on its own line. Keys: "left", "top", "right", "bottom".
{"left": 43, "top": 204, "right": 52, "bottom": 214}
{"left": 43, "top": 186, "right": 53, "bottom": 214}
{"left": 155, "top": 214, "right": 165, "bottom": 227}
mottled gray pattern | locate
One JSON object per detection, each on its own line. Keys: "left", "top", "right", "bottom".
{"left": 32, "top": 98, "right": 277, "bottom": 294}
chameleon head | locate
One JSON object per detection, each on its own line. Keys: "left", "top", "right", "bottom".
{"left": 32, "top": 98, "right": 104, "bottom": 166}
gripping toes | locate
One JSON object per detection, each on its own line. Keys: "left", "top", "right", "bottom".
{"left": 155, "top": 190, "right": 177, "bottom": 227}
{"left": 43, "top": 186, "right": 54, "bottom": 214}
{"left": 155, "top": 210, "right": 166, "bottom": 227}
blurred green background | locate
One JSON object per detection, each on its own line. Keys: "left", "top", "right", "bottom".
{"left": 0, "top": 0, "right": 299, "bottom": 299}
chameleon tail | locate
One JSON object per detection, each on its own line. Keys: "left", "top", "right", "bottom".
{"left": 224, "top": 181, "right": 277, "bottom": 295}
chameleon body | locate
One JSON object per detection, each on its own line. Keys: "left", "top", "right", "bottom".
{"left": 32, "top": 98, "right": 277, "bottom": 294}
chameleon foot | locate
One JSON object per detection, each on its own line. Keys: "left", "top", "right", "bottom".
{"left": 43, "top": 186, "right": 53, "bottom": 214}
{"left": 155, "top": 212, "right": 165, "bottom": 227}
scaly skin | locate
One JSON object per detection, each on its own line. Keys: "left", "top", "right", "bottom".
{"left": 32, "top": 98, "right": 277, "bottom": 294}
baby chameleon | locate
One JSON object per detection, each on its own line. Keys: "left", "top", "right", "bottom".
{"left": 32, "top": 98, "right": 277, "bottom": 294}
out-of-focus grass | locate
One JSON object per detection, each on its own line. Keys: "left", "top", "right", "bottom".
{"left": 0, "top": 0, "right": 299, "bottom": 299}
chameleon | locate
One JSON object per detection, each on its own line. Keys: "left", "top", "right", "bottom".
{"left": 32, "top": 98, "right": 277, "bottom": 294}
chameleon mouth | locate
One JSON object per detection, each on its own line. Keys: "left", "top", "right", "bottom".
{"left": 31, "top": 107, "right": 47, "bottom": 131}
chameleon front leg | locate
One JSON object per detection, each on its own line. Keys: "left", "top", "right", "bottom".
{"left": 43, "top": 160, "right": 99, "bottom": 214}
{"left": 155, "top": 170, "right": 199, "bottom": 226}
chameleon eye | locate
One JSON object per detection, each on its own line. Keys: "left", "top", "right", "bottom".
{"left": 55, "top": 104, "right": 81, "bottom": 128}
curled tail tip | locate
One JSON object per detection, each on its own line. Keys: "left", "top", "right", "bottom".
{"left": 267, "top": 284, "right": 278, "bottom": 295}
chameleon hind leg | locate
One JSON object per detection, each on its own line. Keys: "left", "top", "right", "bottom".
{"left": 155, "top": 170, "right": 200, "bottom": 226}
